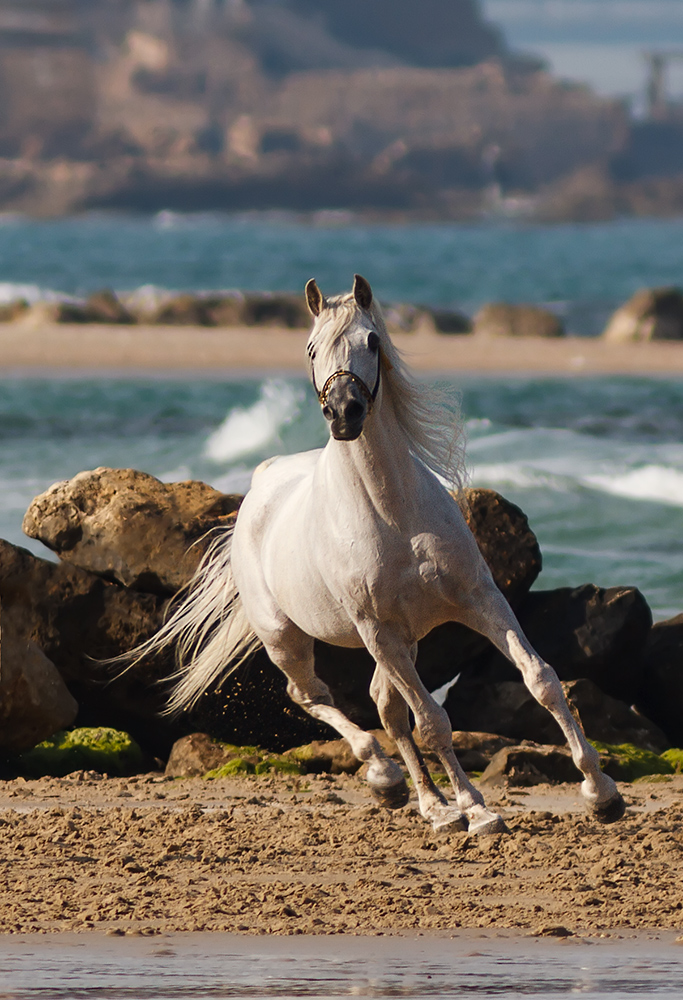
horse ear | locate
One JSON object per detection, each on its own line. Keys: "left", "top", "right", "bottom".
{"left": 353, "top": 274, "right": 373, "bottom": 310}
{"left": 305, "top": 279, "right": 326, "bottom": 317}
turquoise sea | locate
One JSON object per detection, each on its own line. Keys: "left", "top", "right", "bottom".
{"left": 2, "top": 214, "right": 683, "bottom": 620}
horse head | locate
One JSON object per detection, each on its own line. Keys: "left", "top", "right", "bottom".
{"left": 305, "top": 274, "right": 382, "bottom": 441}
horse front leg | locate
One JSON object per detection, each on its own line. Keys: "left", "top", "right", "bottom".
{"left": 370, "top": 660, "right": 466, "bottom": 833}
{"left": 262, "top": 623, "right": 409, "bottom": 807}
{"left": 359, "top": 626, "right": 506, "bottom": 836}
{"left": 457, "top": 586, "right": 626, "bottom": 824}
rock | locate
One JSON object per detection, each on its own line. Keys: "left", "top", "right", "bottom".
{"left": 603, "top": 287, "right": 683, "bottom": 343}
{"left": 0, "top": 607, "right": 78, "bottom": 751}
{"left": 473, "top": 303, "right": 565, "bottom": 338}
{"left": 447, "top": 678, "right": 668, "bottom": 752}
{"left": 0, "top": 299, "right": 28, "bottom": 322}
{"left": 241, "top": 292, "right": 309, "bottom": 328}
{"left": 82, "top": 289, "right": 135, "bottom": 324}
{"left": 165, "top": 732, "right": 241, "bottom": 777}
{"left": 0, "top": 537, "right": 174, "bottom": 755}
{"left": 151, "top": 294, "right": 218, "bottom": 326}
{"left": 480, "top": 744, "right": 582, "bottom": 786}
{"left": 284, "top": 738, "right": 364, "bottom": 774}
{"left": 482, "top": 740, "right": 673, "bottom": 787}
{"left": 23, "top": 468, "right": 242, "bottom": 595}
{"left": 148, "top": 292, "right": 309, "bottom": 329}
{"left": 203, "top": 295, "right": 245, "bottom": 327}
{"left": 636, "top": 613, "right": 683, "bottom": 746}
{"left": 450, "top": 731, "right": 516, "bottom": 771}
{"left": 10, "top": 727, "right": 144, "bottom": 778}
{"left": 425, "top": 308, "right": 472, "bottom": 335}
{"left": 445, "top": 584, "right": 651, "bottom": 724}
{"left": 462, "top": 489, "right": 542, "bottom": 608}
{"left": 588, "top": 741, "right": 674, "bottom": 782}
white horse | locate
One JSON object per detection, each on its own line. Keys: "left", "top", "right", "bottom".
{"left": 144, "top": 275, "right": 625, "bottom": 836}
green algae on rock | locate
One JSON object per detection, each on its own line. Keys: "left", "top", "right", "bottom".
{"left": 590, "top": 740, "right": 675, "bottom": 782}
{"left": 203, "top": 746, "right": 303, "bottom": 778}
{"left": 13, "top": 727, "right": 144, "bottom": 778}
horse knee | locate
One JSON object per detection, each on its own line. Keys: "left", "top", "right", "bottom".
{"left": 415, "top": 703, "right": 452, "bottom": 753}
{"left": 286, "top": 678, "right": 332, "bottom": 709}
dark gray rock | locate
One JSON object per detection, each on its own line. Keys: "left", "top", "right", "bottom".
{"left": 636, "top": 613, "right": 683, "bottom": 747}
{"left": 446, "top": 584, "right": 652, "bottom": 730}
{"left": 480, "top": 744, "right": 582, "bottom": 786}
{"left": 0, "top": 607, "right": 78, "bottom": 751}
{"left": 447, "top": 678, "right": 668, "bottom": 752}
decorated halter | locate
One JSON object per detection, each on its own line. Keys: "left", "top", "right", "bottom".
{"left": 312, "top": 350, "right": 382, "bottom": 411}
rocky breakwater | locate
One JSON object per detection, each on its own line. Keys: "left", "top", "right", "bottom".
{"left": 2, "top": 467, "right": 683, "bottom": 787}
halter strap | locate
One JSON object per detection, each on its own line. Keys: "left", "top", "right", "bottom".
{"left": 313, "top": 353, "right": 381, "bottom": 410}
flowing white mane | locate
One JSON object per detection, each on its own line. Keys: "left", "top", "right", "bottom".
{"left": 310, "top": 292, "right": 469, "bottom": 492}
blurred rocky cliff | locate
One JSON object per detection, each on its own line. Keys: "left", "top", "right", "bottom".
{"left": 0, "top": 0, "right": 675, "bottom": 219}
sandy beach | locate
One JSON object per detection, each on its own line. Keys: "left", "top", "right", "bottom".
{"left": 3, "top": 324, "right": 683, "bottom": 375}
{"left": 1, "top": 770, "right": 682, "bottom": 937}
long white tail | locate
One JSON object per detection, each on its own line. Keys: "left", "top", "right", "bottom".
{"left": 122, "top": 525, "right": 263, "bottom": 715}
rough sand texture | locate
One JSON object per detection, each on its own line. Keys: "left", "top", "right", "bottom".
{"left": 1, "top": 772, "right": 682, "bottom": 936}
{"left": 3, "top": 324, "right": 683, "bottom": 374}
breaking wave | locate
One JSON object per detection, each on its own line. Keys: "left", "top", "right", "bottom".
{"left": 203, "top": 380, "right": 306, "bottom": 463}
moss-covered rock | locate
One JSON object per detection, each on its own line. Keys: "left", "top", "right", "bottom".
{"left": 660, "top": 748, "right": 683, "bottom": 773}
{"left": 590, "top": 741, "right": 674, "bottom": 782}
{"left": 203, "top": 747, "right": 303, "bottom": 779}
{"left": 14, "top": 727, "right": 144, "bottom": 778}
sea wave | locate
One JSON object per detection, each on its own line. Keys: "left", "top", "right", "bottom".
{"left": 203, "top": 379, "right": 305, "bottom": 464}
{"left": 583, "top": 465, "right": 683, "bottom": 507}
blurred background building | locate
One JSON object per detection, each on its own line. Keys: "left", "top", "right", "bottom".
{"left": 1, "top": 0, "right": 683, "bottom": 219}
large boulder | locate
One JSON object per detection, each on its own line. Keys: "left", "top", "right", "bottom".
{"left": 0, "top": 538, "right": 176, "bottom": 754}
{"left": 461, "top": 488, "right": 541, "bottom": 609}
{"left": 0, "top": 607, "right": 78, "bottom": 751}
{"left": 636, "top": 613, "right": 683, "bottom": 747}
{"left": 445, "top": 584, "right": 651, "bottom": 727}
{"left": 23, "top": 468, "right": 242, "bottom": 595}
{"left": 602, "top": 287, "right": 683, "bottom": 343}
{"left": 446, "top": 678, "right": 668, "bottom": 753}
{"left": 473, "top": 303, "right": 565, "bottom": 339}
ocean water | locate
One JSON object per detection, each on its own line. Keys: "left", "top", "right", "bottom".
{"left": 2, "top": 933, "right": 683, "bottom": 999}
{"left": 3, "top": 372, "right": 682, "bottom": 622}
{"left": 1, "top": 214, "right": 682, "bottom": 619}
{"left": 3, "top": 213, "right": 683, "bottom": 334}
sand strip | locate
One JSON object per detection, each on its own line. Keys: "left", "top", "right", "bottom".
{"left": 2, "top": 324, "right": 683, "bottom": 375}
{"left": 1, "top": 771, "right": 682, "bottom": 936}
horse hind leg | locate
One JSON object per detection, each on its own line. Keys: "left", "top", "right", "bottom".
{"left": 458, "top": 588, "right": 625, "bottom": 824}
{"left": 358, "top": 626, "right": 506, "bottom": 836}
{"left": 370, "top": 663, "right": 466, "bottom": 833}
{"left": 262, "top": 625, "right": 407, "bottom": 804}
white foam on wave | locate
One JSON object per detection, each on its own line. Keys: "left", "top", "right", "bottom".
{"left": 0, "top": 282, "right": 76, "bottom": 304}
{"left": 471, "top": 462, "right": 570, "bottom": 492}
{"left": 203, "top": 379, "right": 305, "bottom": 464}
{"left": 583, "top": 465, "right": 683, "bottom": 507}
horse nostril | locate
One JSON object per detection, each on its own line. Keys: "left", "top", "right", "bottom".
{"left": 322, "top": 404, "right": 334, "bottom": 421}
{"left": 345, "top": 400, "right": 364, "bottom": 422}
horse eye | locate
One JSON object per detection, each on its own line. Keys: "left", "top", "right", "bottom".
{"left": 368, "top": 331, "right": 380, "bottom": 352}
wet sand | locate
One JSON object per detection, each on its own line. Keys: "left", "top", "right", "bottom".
{"left": 2, "top": 771, "right": 682, "bottom": 937}
{"left": 2, "top": 324, "right": 683, "bottom": 374}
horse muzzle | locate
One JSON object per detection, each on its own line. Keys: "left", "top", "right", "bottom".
{"left": 321, "top": 379, "right": 369, "bottom": 441}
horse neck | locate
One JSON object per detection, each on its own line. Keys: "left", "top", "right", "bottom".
{"left": 322, "top": 391, "right": 421, "bottom": 523}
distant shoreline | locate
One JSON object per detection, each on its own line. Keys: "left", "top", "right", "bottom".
{"left": 2, "top": 324, "right": 683, "bottom": 376}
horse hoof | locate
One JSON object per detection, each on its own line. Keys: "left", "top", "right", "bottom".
{"left": 468, "top": 815, "right": 509, "bottom": 837}
{"left": 592, "top": 793, "right": 626, "bottom": 824}
{"left": 370, "top": 778, "right": 410, "bottom": 810}
{"left": 430, "top": 809, "right": 467, "bottom": 835}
